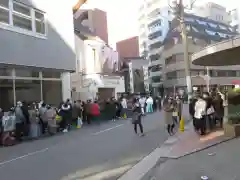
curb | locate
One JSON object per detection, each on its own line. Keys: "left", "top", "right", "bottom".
{"left": 118, "top": 127, "right": 235, "bottom": 180}
{"left": 161, "top": 136, "right": 235, "bottom": 159}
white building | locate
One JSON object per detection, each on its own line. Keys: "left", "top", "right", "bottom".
{"left": 138, "top": 0, "right": 174, "bottom": 92}
{"left": 72, "top": 32, "right": 125, "bottom": 101}
{"left": 192, "top": 2, "right": 230, "bottom": 24}
{"left": 229, "top": 8, "right": 240, "bottom": 32}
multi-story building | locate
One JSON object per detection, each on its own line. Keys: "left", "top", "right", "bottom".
{"left": 228, "top": 8, "right": 240, "bottom": 32}
{"left": 72, "top": 7, "right": 124, "bottom": 101}
{"left": 116, "top": 36, "right": 139, "bottom": 59}
{"left": 74, "top": 5, "right": 108, "bottom": 44}
{"left": 162, "top": 13, "right": 238, "bottom": 94}
{"left": 192, "top": 2, "right": 230, "bottom": 24}
{"left": 0, "top": 0, "right": 76, "bottom": 111}
{"left": 138, "top": 0, "right": 173, "bottom": 93}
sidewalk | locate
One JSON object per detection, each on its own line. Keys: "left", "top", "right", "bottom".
{"left": 119, "top": 122, "right": 235, "bottom": 180}
{"left": 147, "top": 137, "right": 240, "bottom": 180}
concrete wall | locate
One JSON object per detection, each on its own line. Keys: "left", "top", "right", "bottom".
{"left": 0, "top": 0, "right": 76, "bottom": 71}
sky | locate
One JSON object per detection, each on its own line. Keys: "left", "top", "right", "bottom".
{"left": 86, "top": 0, "right": 239, "bottom": 47}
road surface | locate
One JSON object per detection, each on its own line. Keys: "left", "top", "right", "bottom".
{"left": 0, "top": 111, "right": 170, "bottom": 180}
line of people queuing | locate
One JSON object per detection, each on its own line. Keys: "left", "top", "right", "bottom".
{"left": 189, "top": 90, "right": 224, "bottom": 136}
{"left": 0, "top": 99, "right": 85, "bottom": 146}
{"left": 0, "top": 94, "right": 165, "bottom": 146}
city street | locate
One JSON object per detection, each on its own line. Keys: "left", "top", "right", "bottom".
{"left": 0, "top": 111, "right": 171, "bottom": 180}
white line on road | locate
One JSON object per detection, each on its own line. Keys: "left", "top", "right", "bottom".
{"left": 0, "top": 148, "right": 49, "bottom": 167}
{"left": 92, "top": 124, "right": 124, "bottom": 135}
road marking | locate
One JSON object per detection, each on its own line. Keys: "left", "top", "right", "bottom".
{"left": 0, "top": 148, "right": 49, "bottom": 167}
{"left": 92, "top": 124, "right": 124, "bottom": 135}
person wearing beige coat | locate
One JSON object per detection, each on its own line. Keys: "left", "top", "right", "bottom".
{"left": 163, "top": 97, "right": 175, "bottom": 135}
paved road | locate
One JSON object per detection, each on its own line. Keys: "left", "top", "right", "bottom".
{"left": 0, "top": 111, "right": 170, "bottom": 180}
{"left": 147, "top": 138, "right": 240, "bottom": 180}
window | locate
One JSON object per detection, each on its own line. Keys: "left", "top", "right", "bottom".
{"left": 0, "top": 79, "right": 14, "bottom": 111}
{"left": 15, "top": 68, "right": 40, "bottom": 78}
{"left": 151, "top": 76, "right": 162, "bottom": 83}
{"left": 0, "top": 0, "right": 9, "bottom": 24}
{"left": 166, "top": 71, "right": 177, "bottom": 80}
{"left": 35, "top": 11, "right": 45, "bottom": 34}
{"left": 15, "top": 79, "right": 41, "bottom": 104}
{"left": 13, "top": 2, "right": 32, "bottom": 30}
{"left": 42, "top": 81, "right": 62, "bottom": 106}
{"left": 42, "top": 71, "right": 61, "bottom": 78}
{"left": 227, "top": 70, "right": 237, "bottom": 77}
{"left": 149, "top": 54, "right": 160, "bottom": 62}
{"left": 216, "top": 70, "right": 227, "bottom": 77}
{"left": 151, "top": 65, "right": 162, "bottom": 72}
{"left": 148, "top": 30, "right": 162, "bottom": 40}
{"left": 149, "top": 41, "right": 162, "bottom": 50}
{"left": 0, "top": 0, "right": 46, "bottom": 36}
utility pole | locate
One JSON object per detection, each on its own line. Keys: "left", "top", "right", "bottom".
{"left": 178, "top": 0, "right": 192, "bottom": 101}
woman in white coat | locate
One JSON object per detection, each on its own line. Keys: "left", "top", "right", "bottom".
{"left": 146, "top": 96, "right": 153, "bottom": 113}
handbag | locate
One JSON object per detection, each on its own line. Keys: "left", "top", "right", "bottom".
{"left": 131, "top": 112, "right": 140, "bottom": 124}
{"left": 77, "top": 117, "right": 83, "bottom": 128}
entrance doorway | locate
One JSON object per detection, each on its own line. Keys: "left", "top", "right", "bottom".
{"left": 98, "top": 88, "right": 115, "bottom": 100}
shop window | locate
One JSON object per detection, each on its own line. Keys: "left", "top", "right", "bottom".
{"left": 15, "top": 79, "right": 41, "bottom": 104}
{"left": 42, "top": 80, "right": 62, "bottom": 106}
{"left": 42, "top": 71, "right": 61, "bottom": 78}
{"left": 0, "top": 79, "right": 14, "bottom": 111}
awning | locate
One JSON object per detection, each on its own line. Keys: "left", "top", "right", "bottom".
{"left": 191, "top": 36, "right": 240, "bottom": 66}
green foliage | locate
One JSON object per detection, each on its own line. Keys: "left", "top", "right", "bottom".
{"left": 228, "top": 89, "right": 240, "bottom": 105}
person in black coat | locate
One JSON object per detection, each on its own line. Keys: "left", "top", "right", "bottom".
{"left": 132, "top": 98, "right": 144, "bottom": 136}
{"left": 59, "top": 103, "right": 71, "bottom": 132}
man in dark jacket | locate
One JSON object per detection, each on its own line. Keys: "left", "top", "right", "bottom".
{"left": 59, "top": 103, "right": 71, "bottom": 132}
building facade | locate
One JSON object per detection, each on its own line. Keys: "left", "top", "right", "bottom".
{"left": 229, "top": 8, "right": 240, "bottom": 33}
{"left": 138, "top": 0, "right": 174, "bottom": 92}
{"left": 74, "top": 5, "right": 109, "bottom": 44}
{"left": 123, "top": 57, "right": 148, "bottom": 93}
{"left": 162, "top": 13, "right": 239, "bottom": 94}
{"left": 116, "top": 36, "right": 139, "bottom": 59}
{"left": 192, "top": 2, "right": 230, "bottom": 24}
{"left": 72, "top": 30, "right": 124, "bottom": 101}
{"left": 0, "top": 0, "right": 76, "bottom": 111}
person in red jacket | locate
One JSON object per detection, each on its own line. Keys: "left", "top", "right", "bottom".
{"left": 91, "top": 101, "right": 100, "bottom": 122}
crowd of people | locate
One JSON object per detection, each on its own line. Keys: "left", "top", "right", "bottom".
{"left": 0, "top": 89, "right": 225, "bottom": 146}
{"left": 189, "top": 90, "right": 224, "bottom": 135}
{"left": 161, "top": 88, "right": 225, "bottom": 136}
